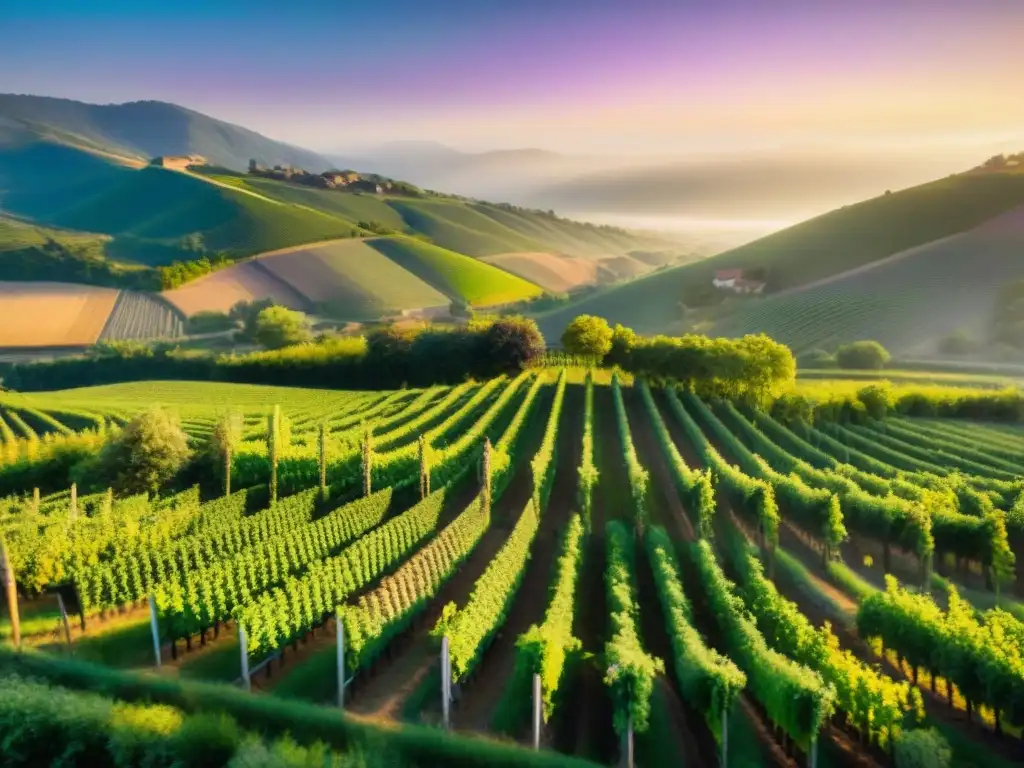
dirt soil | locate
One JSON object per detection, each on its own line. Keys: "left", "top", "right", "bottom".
{"left": 345, "top": 391, "right": 552, "bottom": 721}
{"left": 450, "top": 385, "right": 584, "bottom": 737}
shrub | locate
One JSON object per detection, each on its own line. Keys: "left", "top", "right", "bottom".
{"left": 88, "top": 340, "right": 153, "bottom": 359}
{"left": 799, "top": 348, "right": 837, "bottom": 368}
{"left": 254, "top": 307, "right": 313, "bottom": 350}
{"left": 938, "top": 330, "right": 980, "bottom": 356}
{"left": 93, "top": 408, "right": 192, "bottom": 494}
{"left": 606, "top": 323, "right": 638, "bottom": 367}
{"left": 229, "top": 299, "right": 276, "bottom": 342}
{"left": 561, "top": 315, "right": 613, "bottom": 358}
{"left": 835, "top": 340, "right": 891, "bottom": 370}
{"left": 856, "top": 383, "right": 895, "bottom": 420}
{"left": 893, "top": 728, "right": 952, "bottom": 768}
{"left": 480, "top": 317, "right": 546, "bottom": 376}
{"left": 187, "top": 311, "right": 236, "bottom": 335}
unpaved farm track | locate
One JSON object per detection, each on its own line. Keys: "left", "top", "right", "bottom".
{"left": 345, "top": 390, "right": 551, "bottom": 721}
{"left": 451, "top": 385, "right": 584, "bottom": 736}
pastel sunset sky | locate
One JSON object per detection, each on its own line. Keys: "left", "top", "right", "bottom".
{"left": 2, "top": 0, "right": 1022, "bottom": 160}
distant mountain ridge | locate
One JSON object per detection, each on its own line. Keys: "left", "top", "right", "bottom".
{"left": 0, "top": 94, "right": 331, "bottom": 171}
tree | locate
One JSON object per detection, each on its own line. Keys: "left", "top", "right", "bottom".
{"left": 561, "top": 315, "right": 613, "bottom": 358}
{"left": 893, "top": 728, "right": 951, "bottom": 768}
{"left": 798, "top": 348, "right": 836, "bottom": 369}
{"left": 480, "top": 317, "right": 546, "bottom": 375}
{"left": 254, "top": 306, "right": 313, "bottom": 350}
{"left": 606, "top": 323, "right": 638, "bottom": 368}
{"left": 230, "top": 298, "right": 275, "bottom": 342}
{"left": 204, "top": 412, "right": 241, "bottom": 495}
{"left": 856, "top": 382, "right": 895, "bottom": 420}
{"left": 95, "top": 408, "right": 191, "bottom": 495}
{"left": 835, "top": 340, "right": 890, "bottom": 370}
{"left": 939, "top": 330, "right": 979, "bottom": 356}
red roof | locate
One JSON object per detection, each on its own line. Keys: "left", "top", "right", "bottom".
{"left": 715, "top": 269, "right": 744, "bottom": 280}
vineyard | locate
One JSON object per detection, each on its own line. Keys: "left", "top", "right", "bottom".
{"left": 3, "top": 369, "right": 1024, "bottom": 767}
{"left": 98, "top": 290, "right": 185, "bottom": 341}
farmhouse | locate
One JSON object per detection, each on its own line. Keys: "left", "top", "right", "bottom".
{"left": 712, "top": 269, "right": 766, "bottom": 294}
{"left": 712, "top": 269, "right": 743, "bottom": 288}
{"left": 150, "top": 154, "right": 207, "bottom": 171}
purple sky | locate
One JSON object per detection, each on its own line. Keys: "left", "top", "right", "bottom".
{"left": 1, "top": 0, "right": 1022, "bottom": 156}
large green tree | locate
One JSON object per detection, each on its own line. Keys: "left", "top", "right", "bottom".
{"left": 561, "top": 314, "right": 613, "bottom": 358}
{"left": 95, "top": 408, "right": 192, "bottom": 494}
{"left": 254, "top": 306, "right": 313, "bottom": 350}
{"left": 481, "top": 317, "right": 546, "bottom": 375}
{"left": 836, "top": 340, "right": 891, "bottom": 370}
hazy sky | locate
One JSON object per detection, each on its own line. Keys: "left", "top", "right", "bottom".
{"left": 2, "top": 0, "right": 1023, "bottom": 158}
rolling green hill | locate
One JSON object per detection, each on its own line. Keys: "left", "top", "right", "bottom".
{"left": 536, "top": 167, "right": 1024, "bottom": 340}
{"left": 385, "top": 198, "right": 542, "bottom": 255}
{"left": 257, "top": 239, "right": 450, "bottom": 318}
{"left": 196, "top": 170, "right": 673, "bottom": 262}
{"left": 0, "top": 140, "right": 360, "bottom": 269}
{"left": 0, "top": 104, "right": 688, "bottom": 329}
{"left": 706, "top": 205, "right": 1024, "bottom": 355}
{"left": 366, "top": 236, "right": 543, "bottom": 306}
{"left": 0, "top": 93, "right": 329, "bottom": 170}
{"left": 0, "top": 211, "right": 150, "bottom": 287}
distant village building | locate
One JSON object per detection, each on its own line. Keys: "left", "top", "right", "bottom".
{"left": 321, "top": 170, "right": 360, "bottom": 187}
{"left": 712, "top": 269, "right": 765, "bottom": 294}
{"left": 151, "top": 154, "right": 207, "bottom": 171}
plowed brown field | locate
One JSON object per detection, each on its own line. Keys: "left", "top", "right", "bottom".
{"left": 0, "top": 282, "right": 119, "bottom": 347}
{"left": 161, "top": 261, "right": 309, "bottom": 316}
{"left": 479, "top": 252, "right": 598, "bottom": 293}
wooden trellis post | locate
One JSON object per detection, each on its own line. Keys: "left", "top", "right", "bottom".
{"left": 721, "top": 706, "right": 729, "bottom": 767}
{"left": 268, "top": 405, "right": 280, "bottom": 503}
{"left": 0, "top": 535, "right": 19, "bottom": 648}
{"left": 361, "top": 424, "right": 372, "bottom": 497}
{"left": 336, "top": 610, "right": 345, "bottom": 708}
{"left": 69, "top": 482, "right": 77, "bottom": 522}
{"left": 224, "top": 426, "right": 233, "bottom": 497}
{"left": 239, "top": 626, "right": 251, "bottom": 692}
{"left": 419, "top": 433, "right": 430, "bottom": 499}
{"left": 482, "top": 439, "right": 492, "bottom": 515}
{"left": 148, "top": 595, "right": 161, "bottom": 668}
{"left": 532, "top": 673, "right": 542, "bottom": 749}
{"left": 319, "top": 422, "right": 328, "bottom": 500}
{"left": 623, "top": 714, "right": 634, "bottom": 768}
{"left": 56, "top": 593, "right": 72, "bottom": 650}
{"left": 32, "top": 487, "right": 40, "bottom": 515}
{"left": 441, "top": 635, "right": 452, "bottom": 730}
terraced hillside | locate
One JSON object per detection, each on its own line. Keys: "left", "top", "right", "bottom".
{"left": 536, "top": 166, "right": 1024, "bottom": 339}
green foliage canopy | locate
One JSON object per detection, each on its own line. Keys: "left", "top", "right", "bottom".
{"left": 561, "top": 314, "right": 613, "bottom": 358}
{"left": 835, "top": 340, "right": 891, "bottom": 370}
{"left": 94, "top": 408, "right": 192, "bottom": 494}
{"left": 254, "top": 307, "right": 313, "bottom": 350}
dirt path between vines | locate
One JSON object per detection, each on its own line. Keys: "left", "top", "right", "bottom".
{"left": 558, "top": 384, "right": 617, "bottom": 764}
{"left": 626, "top": 388, "right": 715, "bottom": 767}
{"left": 344, "top": 390, "right": 552, "bottom": 721}
{"left": 450, "top": 385, "right": 584, "bottom": 737}
{"left": 651, "top": 389, "right": 804, "bottom": 768}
